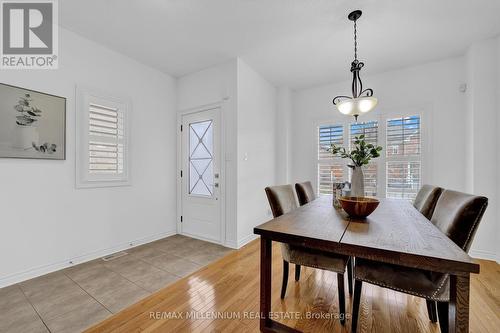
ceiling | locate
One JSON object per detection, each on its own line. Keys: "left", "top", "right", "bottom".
{"left": 60, "top": 0, "right": 500, "bottom": 89}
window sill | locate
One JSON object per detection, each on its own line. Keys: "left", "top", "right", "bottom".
{"left": 75, "top": 179, "right": 131, "bottom": 189}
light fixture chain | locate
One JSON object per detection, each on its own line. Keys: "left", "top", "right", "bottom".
{"left": 333, "top": 10, "right": 377, "bottom": 120}
{"left": 354, "top": 19, "right": 357, "bottom": 60}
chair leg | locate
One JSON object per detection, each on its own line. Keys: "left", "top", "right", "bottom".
{"left": 295, "top": 264, "right": 301, "bottom": 281}
{"left": 347, "top": 257, "right": 354, "bottom": 296}
{"left": 351, "top": 280, "right": 362, "bottom": 333}
{"left": 426, "top": 300, "right": 437, "bottom": 323}
{"left": 437, "top": 301, "right": 449, "bottom": 333}
{"left": 337, "top": 273, "right": 346, "bottom": 325}
{"left": 280, "top": 261, "right": 289, "bottom": 299}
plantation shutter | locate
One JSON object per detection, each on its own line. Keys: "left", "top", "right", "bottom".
{"left": 350, "top": 121, "right": 378, "bottom": 196}
{"left": 76, "top": 87, "right": 130, "bottom": 188}
{"left": 386, "top": 115, "right": 421, "bottom": 199}
{"left": 88, "top": 103, "right": 124, "bottom": 175}
{"left": 318, "top": 124, "right": 344, "bottom": 195}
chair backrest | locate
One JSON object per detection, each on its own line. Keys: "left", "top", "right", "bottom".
{"left": 413, "top": 185, "right": 444, "bottom": 220}
{"left": 431, "top": 190, "right": 488, "bottom": 252}
{"left": 295, "top": 181, "right": 316, "bottom": 206}
{"left": 265, "top": 185, "right": 298, "bottom": 218}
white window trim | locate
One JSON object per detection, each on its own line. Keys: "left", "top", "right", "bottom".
{"left": 348, "top": 120, "right": 379, "bottom": 197}
{"left": 317, "top": 124, "right": 346, "bottom": 195}
{"left": 378, "top": 107, "right": 431, "bottom": 198}
{"left": 76, "top": 86, "right": 131, "bottom": 188}
{"left": 313, "top": 105, "right": 432, "bottom": 199}
{"left": 385, "top": 115, "right": 422, "bottom": 199}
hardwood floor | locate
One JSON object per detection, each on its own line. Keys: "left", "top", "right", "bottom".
{"left": 85, "top": 240, "right": 500, "bottom": 333}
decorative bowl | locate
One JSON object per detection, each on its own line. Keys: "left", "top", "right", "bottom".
{"left": 338, "top": 196, "right": 380, "bottom": 218}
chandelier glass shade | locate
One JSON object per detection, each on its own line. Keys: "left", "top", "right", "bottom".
{"left": 336, "top": 96, "right": 378, "bottom": 116}
{"left": 333, "top": 10, "right": 377, "bottom": 121}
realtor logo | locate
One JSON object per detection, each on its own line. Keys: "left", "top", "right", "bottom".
{"left": 1, "top": 0, "right": 58, "bottom": 69}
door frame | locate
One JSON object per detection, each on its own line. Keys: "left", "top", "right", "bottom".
{"left": 176, "top": 101, "right": 226, "bottom": 245}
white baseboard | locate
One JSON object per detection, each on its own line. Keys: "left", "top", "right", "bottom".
{"left": 224, "top": 239, "right": 238, "bottom": 249}
{"left": 469, "top": 249, "right": 499, "bottom": 263}
{"left": 173, "top": 232, "right": 251, "bottom": 250}
{"left": 224, "top": 234, "right": 259, "bottom": 249}
{"left": 237, "top": 234, "right": 259, "bottom": 249}
{"left": 179, "top": 232, "right": 224, "bottom": 247}
{"left": 0, "top": 230, "right": 176, "bottom": 288}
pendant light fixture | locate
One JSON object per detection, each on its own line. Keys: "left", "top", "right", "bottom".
{"left": 333, "top": 10, "right": 377, "bottom": 121}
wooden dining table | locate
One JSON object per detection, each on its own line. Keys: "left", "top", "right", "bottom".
{"left": 253, "top": 196, "right": 479, "bottom": 333}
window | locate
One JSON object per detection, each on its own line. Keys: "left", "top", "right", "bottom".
{"left": 317, "top": 124, "right": 344, "bottom": 195}
{"left": 386, "top": 116, "right": 421, "bottom": 199}
{"left": 76, "top": 88, "right": 130, "bottom": 188}
{"left": 189, "top": 120, "right": 214, "bottom": 196}
{"left": 317, "top": 114, "right": 422, "bottom": 200}
{"left": 350, "top": 121, "right": 378, "bottom": 196}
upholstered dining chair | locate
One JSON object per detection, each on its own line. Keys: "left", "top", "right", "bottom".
{"left": 295, "top": 181, "right": 316, "bottom": 206}
{"left": 350, "top": 190, "right": 488, "bottom": 333}
{"left": 414, "top": 184, "right": 444, "bottom": 220}
{"left": 265, "top": 184, "right": 352, "bottom": 324}
{"left": 413, "top": 184, "right": 444, "bottom": 322}
{"left": 295, "top": 181, "right": 354, "bottom": 295}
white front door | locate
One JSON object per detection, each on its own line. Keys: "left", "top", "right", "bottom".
{"left": 181, "top": 107, "right": 222, "bottom": 243}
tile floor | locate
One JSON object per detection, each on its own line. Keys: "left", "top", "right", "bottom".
{"left": 0, "top": 235, "right": 232, "bottom": 333}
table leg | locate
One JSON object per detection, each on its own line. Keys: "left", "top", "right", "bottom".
{"left": 260, "top": 237, "right": 272, "bottom": 331}
{"left": 449, "top": 274, "right": 470, "bottom": 333}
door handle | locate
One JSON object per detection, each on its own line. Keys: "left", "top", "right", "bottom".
{"left": 214, "top": 183, "right": 219, "bottom": 188}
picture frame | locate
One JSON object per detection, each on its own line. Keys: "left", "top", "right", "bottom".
{"left": 0, "top": 83, "right": 66, "bottom": 160}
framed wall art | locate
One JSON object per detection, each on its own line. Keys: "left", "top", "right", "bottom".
{"left": 0, "top": 83, "right": 66, "bottom": 160}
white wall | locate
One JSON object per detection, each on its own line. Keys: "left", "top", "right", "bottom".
{"left": 276, "top": 87, "right": 293, "bottom": 184}
{"left": 177, "top": 60, "right": 239, "bottom": 247}
{"left": 497, "top": 37, "right": 500, "bottom": 261}
{"left": 0, "top": 28, "right": 177, "bottom": 287}
{"left": 236, "top": 59, "right": 277, "bottom": 245}
{"left": 465, "top": 37, "right": 499, "bottom": 261}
